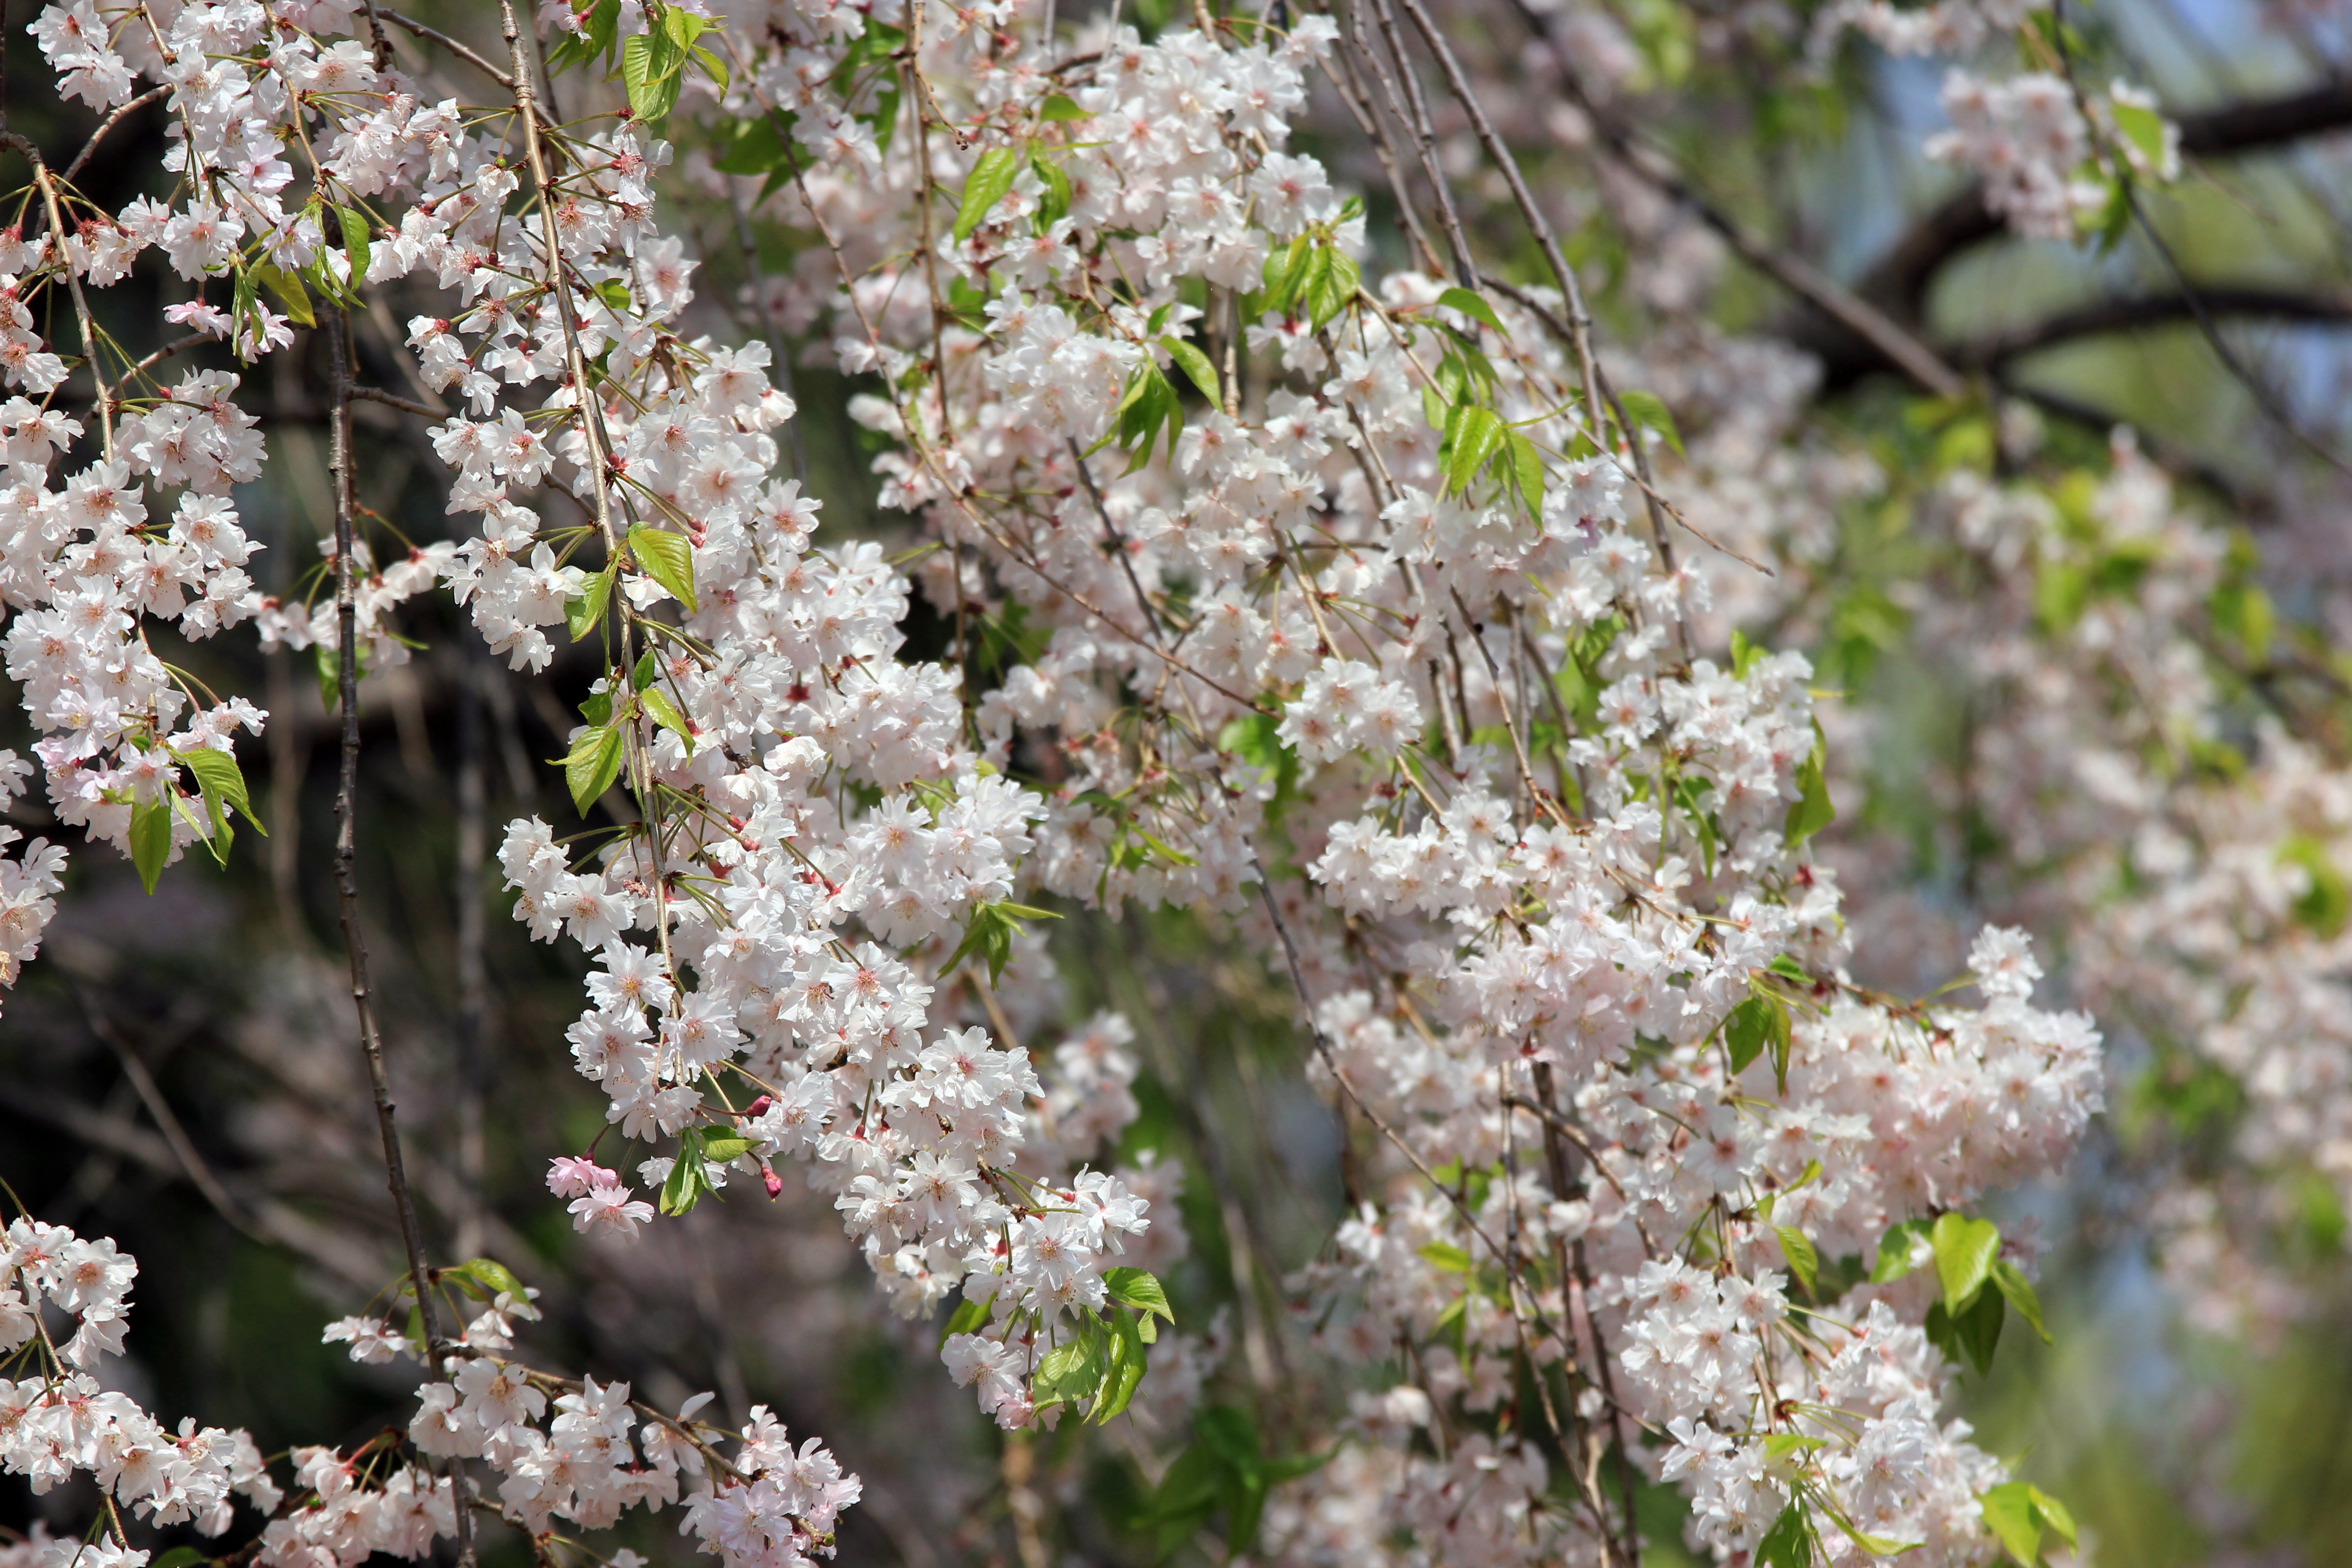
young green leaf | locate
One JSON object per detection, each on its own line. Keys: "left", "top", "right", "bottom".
{"left": 1615, "top": 387, "right": 1686, "bottom": 457}
{"left": 1930, "top": 1211, "right": 2001, "bottom": 1314}
{"left": 448, "top": 1256, "right": 529, "bottom": 1302}
{"left": 253, "top": 262, "right": 315, "bottom": 327}
{"left": 641, "top": 686, "right": 697, "bottom": 752}
{"left": 1435, "top": 286, "right": 1506, "bottom": 334}
{"left": 627, "top": 525, "right": 697, "bottom": 612}
{"left": 936, "top": 1294, "right": 989, "bottom": 1348}
{"left": 1445, "top": 405, "right": 1504, "bottom": 496}
{"left": 1039, "top": 93, "right": 1092, "bottom": 121}
{"left": 1723, "top": 993, "right": 1791, "bottom": 1085}
{"left": 564, "top": 724, "right": 626, "bottom": 815}
{"left": 1989, "top": 1259, "right": 2051, "bottom": 1343}
{"left": 1979, "top": 1482, "right": 2044, "bottom": 1568}
{"left": 1756, "top": 1503, "right": 1814, "bottom": 1568}
{"left": 335, "top": 205, "right": 372, "bottom": 286}
{"left": 1160, "top": 336, "right": 1221, "bottom": 405}
{"left": 130, "top": 793, "right": 172, "bottom": 894}
{"left": 1784, "top": 725, "right": 1834, "bottom": 847}
{"left": 1306, "top": 245, "right": 1360, "bottom": 328}
{"left": 1870, "top": 1218, "right": 1930, "bottom": 1284}
{"left": 1103, "top": 1266, "right": 1175, "bottom": 1323}
{"left": 1773, "top": 1225, "right": 1819, "bottom": 1295}
{"left": 568, "top": 568, "right": 614, "bottom": 641}
{"left": 953, "top": 147, "right": 1022, "bottom": 242}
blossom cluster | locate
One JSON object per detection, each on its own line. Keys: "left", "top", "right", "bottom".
{"left": 0, "top": 0, "right": 2168, "bottom": 1562}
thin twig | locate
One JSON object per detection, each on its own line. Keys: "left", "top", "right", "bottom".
{"left": 348, "top": 384, "right": 448, "bottom": 420}
{"left": 326, "top": 308, "right": 480, "bottom": 1568}
{"left": 61, "top": 87, "right": 167, "bottom": 183}
{"left": 76, "top": 992, "right": 270, "bottom": 1246}
{"left": 379, "top": 8, "right": 517, "bottom": 88}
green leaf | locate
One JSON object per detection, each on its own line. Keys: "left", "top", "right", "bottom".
{"left": 148, "top": 1548, "right": 209, "bottom": 1568}
{"left": 2030, "top": 1486, "right": 2076, "bottom": 1551}
{"left": 659, "top": 1152, "right": 704, "bottom": 1215}
{"left": 564, "top": 724, "right": 626, "bottom": 816}
{"left": 953, "top": 147, "right": 1022, "bottom": 242}
{"left": 937, "top": 1294, "right": 990, "bottom": 1348}
{"left": 1103, "top": 1266, "right": 1175, "bottom": 1323}
{"left": 1980, "top": 1482, "right": 2044, "bottom": 1568}
{"left": 627, "top": 525, "right": 697, "bottom": 612}
{"left": 1445, "top": 405, "right": 1504, "bottom": 496}
{"left": 1823, "top": 1510, "right": 1921, "bottom": 1557}
{"left": 1768, "top": 954, "right": 1811, "bottom": 982}
{"left": 1757, "top": 1503, "right": 1814, "bottom": 1568}
{"left": 1931, "top": 1212, "right": 2001, "bottom": 1314}
{"left": 1869, "top": 1219, "right": 1930, "bottom": 1284}
{"left": 1925, "top": 1284, "right": 2004, "bottom": 1374}
{"left": 1729, "top": 627, "right": 1763, "bottom": 678}
{"left": 1161, "top": 336, "right": 1221, "bottom": 405}
{"left": 447, "top": 1256, "right": 529, "bottom": 1302}
{"left": 1773, "top": 1225, "right": 1818, "bottom": 1295}
{"left": 1306, "top": 245, "right": 1359, "bottom": 328}
{"left": 715, "top": 113, "right": 789, "bottom": 175}
{"left": 1416, "top": 1241, "right": 1474, "bottom": 1274}
{"left": 944, "top": 898, "right": 1061, "bottom": 986}
{"left": 335, "top": 206, "right": 372, "bottom": 289}
{"left": 699, "top": 1134, "right": 754, "bottom": 1162}
{"left": 1259, "top": 235, "right": 1310, "bottom": 314}
{"left": 1502, "top": 428, "right": 1544, "bottom": 510}
{"left": 2279, "top": 835, "right": 2350, "bottom": 939}
{"left": 1194, "top": 1404, "right": 1262, "bottom": 1477}
{"left": 1615, "top": 388, "right": 1686, "bottom": 457}
{"left": 567, "top": 568, "right": 614, "bottom": 641}
{"left": 1723, "top": 993, "right": 1791, "bottom": 1084}
{"left": 1435, "top": 286, "right": 1506, "bottom": 334}
{"left": 658, "top": 1129, "right": 716, "bottom": 1215}
{"left": 2111, "top": 100, "right": 2168, "bottom": 166}
{"left": 316, "top": 639, "right": 343, "bottom": 712}
{"left": 1784, "top": 724, "right": 1833, "bottom": 847}
{"left": 177, "top": 746, "right": 254, "bottom": 824}
{"left": 1762, "top": 1432, "right": 1827, "bottom": 1463}
{"left": 1094, "top": 1309, "right": 1148, "bottom": 1421}
{"left": 642, "top": 686, "right": 697, "bottom": 752}
{"left": 176, "top": 745, "right": 263, "bottom": 855}
{"left": 130, "top": 793, "right": 172, "bottom": 894}
{"left": 254, "top": 262, "right": 315, "bottom": 327}
{"left": 1033, "top": 155, "right": 1072, "bottom": 229}
{"left": 1039, "top": 93, "right": 1091, "bottom": 121}
{"left": 1110, "top": 362, "right": 1184, "bottom": 471}
{"left": 1989, "top": 1259, "right": 2051, "bottom": 1344}
{"left": 1032, "top": 1333, "right": 1102, "bottom": 1407}
{"left": 621, "top": 31, "right": 685, "bottom": 122}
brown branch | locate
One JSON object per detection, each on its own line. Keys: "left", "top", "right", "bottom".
{"left": 378, "top": 8, "right": 517, "bottom": 89}
{"left": 61, "top": 87, "right": 167, "bottom": 183}
{"left": 348, "top": 383, "right": 449, "bottom": 419}
{"left": 1954, "top": 283, "right": 2352, "bottom": 367}
{"left": 1853, "top": 76, "right": 2352, "bottom": 341}
{"left": 326, "top": 307, "right": 479, "bottom": 1568}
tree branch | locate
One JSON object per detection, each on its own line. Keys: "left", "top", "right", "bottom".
{"left": 1954, "top": 284, "right": 2352, "bottom": 367}
{"left": 1813, "top": 74, "right": 2352, "bottom": 382}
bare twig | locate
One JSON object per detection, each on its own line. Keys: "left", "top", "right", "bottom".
{"left": 326, "top": 307, "right": 479, "bottom": 1568}
{"left": 348, "top": 384, "right": 448, "bottom": 420}
{"left": 62, "top": 87, "right": 167, "bottom": 182}
{"left": 379, "top": 8, "right": 517, "bottom": 88}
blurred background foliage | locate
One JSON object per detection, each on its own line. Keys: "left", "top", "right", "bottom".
{"left": 5, "top": 0, "right": 2352, "bottom": 1561}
